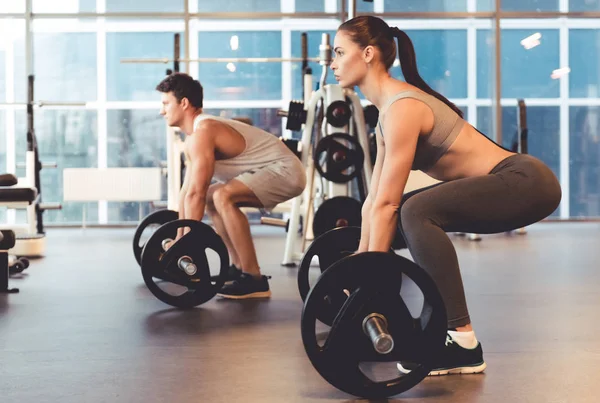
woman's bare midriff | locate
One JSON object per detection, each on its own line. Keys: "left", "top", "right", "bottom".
{"left": 424, "top": 124, "right": 515, "bottom": 182}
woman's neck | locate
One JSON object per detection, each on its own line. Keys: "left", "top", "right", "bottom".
{"left": 358, "top": 72, "right": 394, "bottom": 111}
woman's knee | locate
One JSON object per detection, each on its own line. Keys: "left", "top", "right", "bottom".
{"left": 399, "top": 195, "right": 440, "bottom": 237}
{"left": 400, "top": 196, "right": 424, "bottom": 228}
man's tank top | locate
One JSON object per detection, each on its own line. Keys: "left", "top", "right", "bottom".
{"left": 191, "top": 114, "right": 295, "bottom": 183}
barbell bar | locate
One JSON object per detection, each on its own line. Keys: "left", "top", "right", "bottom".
{"left": 121, "top": 57, "right": 322, "bottom": 64}
{"left": 0, "top": 101, "right": 90, "bottom": 107}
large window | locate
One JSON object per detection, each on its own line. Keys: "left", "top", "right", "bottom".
{"left": 0, "top": 1, "right": 25, "bottom": 13}
{"left": 106, "top": 109, "right": 167, "bottom": 223}
{"left": 107, "top": 110, "right": 166, "bottom": 169}
{"left": 357, "top": 0, "right": 375, "bottom": 12}
{"left": 384, "top": 0, "right": 467, "bottom": 12}
{"left": 296, "top": 0, "right": 324, "bottom": 12}
{"left": 570, "top": 106, "right": 600, "bottom": 217}
{"left": 32, "top": 0, "right": 96, "bottom": 13}
{"left": 500, "top": 0, "right": 558, "bottom": 11}
{"left": 478, "top": 105, "right": 561, "bottom": 217}
{"left": 0, "top": 111, "right": 5, "bottom": 173}
{"left": 13, "top": 32, "right": 97, "bottom": 103}
{"left": 107, "top": 31, "right": 185, "bottom": 102}
{"left": 391, "top": 30, "right": 468, "bottom": 99}
{"left": 477, "top": 0, "right": 495, "bottom": 11}
{"left": 0, "top": 50, "right": 5, "bottom": 101}
{"left": 197, "top": 0, "right": 281, "bottom": 12}
{"left": 105, "top": 0, "right": 182, "bottom": 12}
{"left": 501, "top": 29, "right": 560, "bottom": 99}
{"left": 570, "top": 0, "right": 600, "bottom": 11}
{"left": 478, "top": 29, "right": 560, "bottom": 99}
{"left": 2, "top": 19, "right": 25, "bottom": 103}
{"left": 204, "top": 108, "right": 283, "bottom": 137}
{"left": 569, "top": 30, "right": 600, "bottom": 98}
{"left": 291, "top": 30, "right": 337, "bottom": 101}
{"left": 476, "top": 29, "right": 495, "bottom": 99}
{"left": 3, "top": 4, "right": 600, "bottom": 222}
{"left": 198, "top": 31, "right": 282, "bottom": 101}
{"left": 15, "top": 109, "right": 99, "bottom": 224}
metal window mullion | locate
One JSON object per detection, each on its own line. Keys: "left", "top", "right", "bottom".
{"left": 97, "top": 0, "right": 108, "bottom": 224}
{"left": 559, "top": 20, "right": 569, "bottom": 218}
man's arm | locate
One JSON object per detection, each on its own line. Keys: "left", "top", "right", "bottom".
{"left": 357, "top": 127, "right": 386, "bottom": 253}
{"left": 176, "top": 164, "right": 191, "bottom": 239}
{"left": 183, "top": 120, "right": 217, "bottom": 223}
{"left": 368, "top": 99, "right": 422, "bottom": 252}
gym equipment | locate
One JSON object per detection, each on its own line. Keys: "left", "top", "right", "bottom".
{"left": 280, "top": 101, "right": 308, "bottom": 132}
{"left": 0, "top": 230, "right": 18, "bottom": 293}
{"left": 271, "top": 33, "right": 373, "bottom": 266}
{"left": 298, "top": 226, "right": 363, "bottom": 326}
{"left": 297, "top": 226, "right": 403, "bottom": 325}
{"left": 281, "top": 138, "right": 302, "bottom": 160}
{"left": 301, "top": 252, "right": 447, "bottom": 399}
{"left": 363, "top": 104, "right": 379, "bottom": 130}
{"left": 132, "top": 209, "right": 178, "bottom": 266}
{"left": 0, "top": 75, "right": 62, "bottom": 258}
{"left": 260, "top": 215, "right": 303, "bottom": 234}
{"left": 311, "top": 196, "right": 362, "bottom": 238}
{"left": 9, "top": 256, "right": 30, "bottom": 275}
{"left": 391, "top": 228, "right": 407, "bottom": 250}
{"left": 140, "top": 219, "right": 229, "bottom": 309}
{"left": 313, "top": 133, "right": 365, "bottom": 184}
{"left": 121, "top": 34, "right": 322, "bottom": 68}
{"left": 326, "top": 101, "right": 352, "bottom": 128}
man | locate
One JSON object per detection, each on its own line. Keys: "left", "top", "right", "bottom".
{"left": 156, "top": 73, "right": 306, "bottom": 299}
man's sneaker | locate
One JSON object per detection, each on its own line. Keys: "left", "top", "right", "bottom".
{"left": 224, "top": 264, "right": 242, "bottom": 284}
{"left": 217, "top": 272, "right": 272, "bottom": 299}
{"left": 397, "top": 333, "right": 486, "bottom": 376}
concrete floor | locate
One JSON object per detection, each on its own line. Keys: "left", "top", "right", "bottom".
{"left": 1, "top": 222, "right": 599, "bottom": 403}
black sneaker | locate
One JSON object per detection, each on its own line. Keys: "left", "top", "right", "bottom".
{"left": 217, "top": 272, "right": 272, "bottom": 299}
{"left": 397, "top": 333, "right": 486, "bottom": 376}
{"left": 224, "top": 264, "right": 242, "bottom": 284}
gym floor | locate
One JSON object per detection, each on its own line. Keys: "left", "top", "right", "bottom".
{"left": 1, "top": 223, "right": 598, "bottom": 403}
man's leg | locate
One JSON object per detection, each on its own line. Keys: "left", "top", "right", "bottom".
{"left": 211, "top": 179, "right": 271, "bottom": 299}
{"left": 206, "top": 184, "right": 241, "bottom": 268}
{"left": 211, "top": 179, "right": 263, "bottom": 277}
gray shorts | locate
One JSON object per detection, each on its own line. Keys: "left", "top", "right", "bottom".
{"left": 235, "top": 157, "right": 306, "bottom": 210}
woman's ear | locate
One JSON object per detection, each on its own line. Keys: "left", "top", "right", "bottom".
{"left": 363, "top": 45, "right": 376, "bottom": 64}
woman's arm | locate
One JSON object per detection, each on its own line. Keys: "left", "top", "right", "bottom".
{"left": 357, "top": 126, "right": 386, "bottom": 252}
{"left": 368, "top": 99, "right": 422, "bottom": 252}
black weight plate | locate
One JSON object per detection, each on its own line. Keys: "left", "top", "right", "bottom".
{"left": 326, "top": 100, "right": 351, "bottom": 128}
{"left": 312, "top": 196, "right": 362, "bottom": 239}
{"left": 368, "top": 132, "right": 377, "bottom": 166}
{"left": 286, "top": 101, "right": 307, "bottom": 131}
{"left": 133, "top": 209, "right": 178, "bottom": 266}
{"left": 18, "top": 258, "right": 30, "bottom": 269}
{"left": 298, "top": 226, "right": 362, "bottom": 326}
{"left": 314, "top": 133, "right": 365, "bottom": 183}
{"left": 363, "top": 104, "right": 379, "bottom": 130}
{"left": 301, "top": 252, "right": 447, "bottom": 399}
{"left": 391, "top": 226, "right": 407, "bottom": 250}
{"left": 140, "top": 219, "right": 229, "bottom": 309}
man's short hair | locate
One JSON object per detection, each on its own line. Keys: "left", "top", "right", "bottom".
{"left": 156, "top": 73, "right": 203, "bottom": 108}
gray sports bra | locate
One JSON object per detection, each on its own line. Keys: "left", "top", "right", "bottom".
{"left": 377, "top": 90, "right": 465, "bottom": 171}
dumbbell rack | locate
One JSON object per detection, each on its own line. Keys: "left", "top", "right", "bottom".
{"left": 264, "top": 33, "right": 374, "bottom": 266}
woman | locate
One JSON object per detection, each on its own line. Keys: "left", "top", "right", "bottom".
{"left": 331, "top": 16, "right": 561, "bottom": 375}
